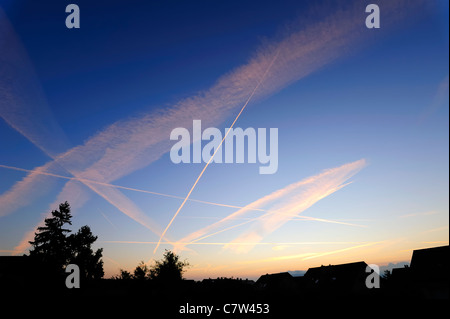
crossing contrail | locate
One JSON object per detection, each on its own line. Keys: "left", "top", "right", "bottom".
{"left": 0, "top": 163, "right": 365, "bottom": 229}
{"left": 153, "top": 50, "right": 281, "bottom": 254}
{"left": 182, "top": 214, "right": 366, "bottom": 248}
{"left": 175, "top": 160, "right": 366, "bottom": 253}
{"left": 0, "top": 163, "right": 260, "bottom": 209}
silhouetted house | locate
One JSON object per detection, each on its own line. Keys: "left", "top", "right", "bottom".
{"left": 387, "top": 245, "right": 449, "bottom": 299}
{"left": 292, "top": 275, "right": 314, "bottom": 294}
{"left": 256, "top": 272, "right": 296, "bottom": 292}
{"left": 410, "top": 245, "right": 449, "bottom": 275}
{"left": 410, "top": 245, "right": 449, "bottom": 299}
{"left": 304, "top": 261, "right": 368, "bottom": 296}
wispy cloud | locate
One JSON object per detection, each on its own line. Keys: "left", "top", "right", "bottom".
{"left": 0, "top": 163, "right": 365, "bottom": 230}
{"left": 235, "top": 241, "right": 381, "bottom": 264}
{"left": 421, "top": 226, "right": 449, "bottom": 234}
{"left": 399, "top": 211, "right": 438, "bottom": 219}
{"left": 421, "top": 241, "right": 449, "bottom": 245}
{"left": 175, "top": 159, "right": 366, "bottom": 253}
{"left": 301, "top": 241, "right": 381, "bottom": 261}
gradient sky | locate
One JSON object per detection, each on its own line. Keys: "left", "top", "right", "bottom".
{"left": 0, "top": 0, "right": 448, "bottom": 280}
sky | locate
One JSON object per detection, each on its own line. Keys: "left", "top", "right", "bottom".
{"left": 0, "top": 0, "right": 448, "bottom": 280}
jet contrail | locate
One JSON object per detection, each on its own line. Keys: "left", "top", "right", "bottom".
{"left": 153, "top": 50, "right": 281, "bottom": 254}
{"left": 175, "top": 160, "right": 366, "bottom": 253}
{"left": 236, "top": 242, "right": 382, "bottom": 264}
{"left": 178, "top": 211, "right": 367, "bottom": 249}
{"left": 301, "top": 241, "right": 382, "bottom": 261}
{"left": 0, "top": 163, "right": 365, "bottom": 230}
{"left": 99, "top": 209, "right": 117, "bottom": 229}
{"left": 0, "top": 163, "right": 261, "bottom": 210}
{"left": 181, "top": 214, "right": 365, "bottom": 227}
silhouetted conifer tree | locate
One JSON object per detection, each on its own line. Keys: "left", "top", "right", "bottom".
{"left": 28, "top": 201, "right": 104, "bottom": 281}
{"left": 29, "top": 202, "right": 73, "bottom": 275}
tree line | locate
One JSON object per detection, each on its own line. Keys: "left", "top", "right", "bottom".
{"left": 113, "top": 250, "right": 189, "bottom": 282}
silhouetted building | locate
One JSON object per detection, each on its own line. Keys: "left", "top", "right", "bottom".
{"left": 256, "top": 272, "right": 300, "bottom": 296}
{"left": 410, "top": 245, "right": 449, "bottom": 275}
{"left": 410, "top": 245, "right": 449, "bottom": 298}
{"left": 304, "top": 261, "right": 368, "bottom": 296}
{"left": 388, "top": 245, "right": 449, "bottom": 299}
{"left": 256, "top": 272, "right": 293, "bottom": 289}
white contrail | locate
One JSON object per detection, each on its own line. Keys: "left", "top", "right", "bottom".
{"left": 99, "top": 209, "right": 117, "bottom": 229}
{"left": 175, "top": 160, "right": 366, "bottom": 253}
{"left": 153, "top": 50, "right": 281, "bottom": 254}
{"left": 0, "top": 163, "right": 365, "bottom": 231}
{"left": 0, "top": 163, "right": 264, "bottom": 211}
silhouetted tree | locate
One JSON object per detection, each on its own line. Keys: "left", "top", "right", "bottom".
{"left": 29, "top": 202, "right": 73, "bottom": 274}
{"left": 114, "top": 269, "right": 133, "bottom": 280}
{"left": 28, "top": 201, "right": 104, "bottom": 280}
{"left": 133, "top": 261, "right": 149, "bottom": 280}
{"left": 68, "top": 226, "right": 104, "bottom": 280}
{"left": 148, "top": 250, "right": 189, "bottom": 282}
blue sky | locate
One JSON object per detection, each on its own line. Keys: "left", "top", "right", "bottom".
{"left": 0, "top": 0, "right": 448, "bottom": 279}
